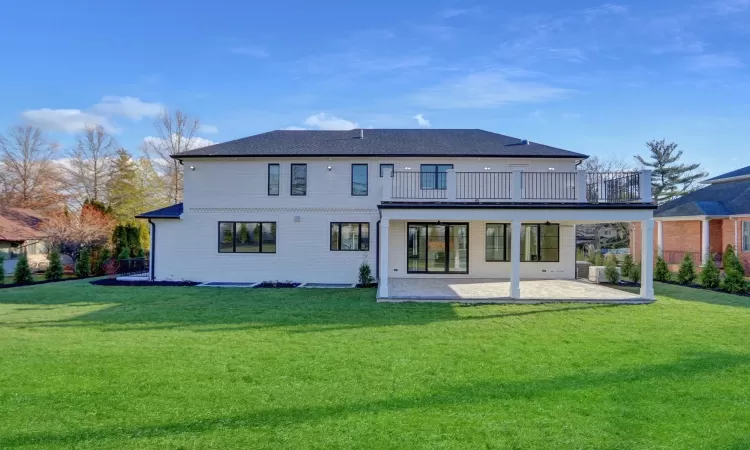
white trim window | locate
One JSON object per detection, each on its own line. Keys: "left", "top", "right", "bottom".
{"left": 743, "top": 221, "right": 750, "bottom": 252}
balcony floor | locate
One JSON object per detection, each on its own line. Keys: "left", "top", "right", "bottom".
{"left": 380, "top": 278, "right": 649, "bottom": 304}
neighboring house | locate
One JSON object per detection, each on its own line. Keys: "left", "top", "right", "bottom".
{"left": 631, "top": 166, "right": 750, "bottom": 272}
{"left": 0, "top": 207, "right": 48, "bottom": 273}
{"left": 137, "top": 129, "right": 656, "bottom": 299}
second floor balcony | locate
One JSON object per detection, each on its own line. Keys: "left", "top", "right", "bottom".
{"left": 383, "top": 169, "right": 652, "bottom": 204}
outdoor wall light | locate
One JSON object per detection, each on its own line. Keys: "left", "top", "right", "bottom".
{"left": 404, "top": 166, "right": 412, "bottom": 170}
{"left": 327, "top": 165, "right": 332, "bottom": 171}
{"left": 189, "top": 165, "right": 196, "bottom": 171}
{"left": 548, "top": 167, "right": 555, "bottom": 171}
{"left": 484, "top": 167, "right": 491, "bottom": 170}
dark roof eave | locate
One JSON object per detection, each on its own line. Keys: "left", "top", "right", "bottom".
{"left": 172, "top": 153, "right": 588, "bottom": 159}
{"left": 134, "top": 215, "right": 182, "bottom": 219}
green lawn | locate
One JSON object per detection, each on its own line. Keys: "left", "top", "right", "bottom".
{"left": 1, "top": 282, "right": 749, "bottom": 449}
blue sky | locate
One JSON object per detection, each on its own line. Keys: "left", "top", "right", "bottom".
{"left": 1, "top": 0, "right": 748, "bottom": 176}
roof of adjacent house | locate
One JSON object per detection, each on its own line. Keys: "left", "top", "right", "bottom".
{"left": 136, "top": 203, "right": 183, "bottom": 219}
{"left": 655, "top": 179, "right": 750, "bottom": 217}
{"left": 0, "top": 208, "right": 47, "bottom": 242}
{"left": 704, "top": 165, "right": 750, "bottom": 183}
{"left": 173, "top": 129, "right": 588, "bottom": 159}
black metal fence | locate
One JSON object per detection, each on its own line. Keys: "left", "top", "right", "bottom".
{"left": 456, "top": 172, "right": 512, "bottom": 200}
{"left": 586, "top": 172, "right": 641, "bottom": 203}
{"left": 118, "top": 257, "right": 149, "bottom": 276}
{"left": 391, "top": 171, "right": 447, "bottom": 199}
{"left": 521, "top": 172, "right": 577, "bottom": 200}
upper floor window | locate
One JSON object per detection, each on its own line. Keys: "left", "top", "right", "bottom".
{"left": 379, "top": 164, "right": 394, "bottom": 177}
{"left": 743, "top": 222, "right": 750, "bottom": 252}
{"left": 268, "top": 164, "right": 280, "bottom": 196}
{"left": 330, "top": 223, "right": 370, "bottom": 251}
{"left": 291, "top": 164, "right": 307, "bottom": 196}
{"left": 219, "top": 222, "right": 277, "bottom": 253}
{"left": 351, "top": 164, "right": 368, "bottom": 196}
{"left": 420, "top": 164, "right": 453, "bottom": 190}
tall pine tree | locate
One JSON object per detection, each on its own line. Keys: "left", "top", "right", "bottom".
{"left": 107, "top": 149, "right": 142, "bottom": 222}
{"left": 635, "top": 140, "right": 707, "bottom": 204}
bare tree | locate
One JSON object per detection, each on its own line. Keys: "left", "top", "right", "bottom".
{"left": 0, "top": 125, "right": 65, "bottom": 210}
{"left": 41, "top": 204, "right": 116, "bottom": 262}
{"left": 580, "top": 155, "right": 630, "bottom": 173}
{"left": 66, "top": 125, "right": 117, "bottom": 204}
{"left": 142, "top": 109, "right": 201, "bottom": 203}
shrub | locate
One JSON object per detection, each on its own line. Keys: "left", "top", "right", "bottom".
{"left": 75, "top": 248, "right": 91, "bottom": 278}
{"left": 604, "top": 254, "right": 620, "bottom": 284}
{"left": 722, "top": 246, "right": 747, "bottom": 294}
{"left": 45, "top": 249, "right": 64, "bottom": 281}
{"left": 358, "top": 261, "right": 374, "bottom": 287}
{"left": 587, "top": 249, "right": 598, "bottom": 265}
{"left": 700, "top": 255, "right": 720, "bottom": 289}
{"left": 576, "top": 248, "right": 586, "bottom": 262}
{"left": 118, "top": 246, "right": 130, "bottom": 261}
{"left": 0, "top": 252, "right": 4, "bottom": 284}
{"left": 621, "top": 254, "right": 634, "bottom": 280}
{"left": 723, "top": 245, "right": 741, "bottom": 273}
{"left": 630, "top": 264, "right": 641, "bottom": 283}
{"left": 654, "top": 256, "right": 670, "bottom": 282}
{"left": 103, "top": 259, "right": 120, "bottom": 277}
{"left": 14, "top": 254, "right": 33, "bottom": 284}
{"left": 96, "top": 247, "right": 112, "bottom": 275}
{"left": 594, "top": 252, "right": 605, "bottom": 266}
{"left": 677, "top": 253, "right": 697, "bottom": 285}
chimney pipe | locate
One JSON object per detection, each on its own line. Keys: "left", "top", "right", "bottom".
{"left": 360, "top": 129, "right": 364, "bottom": 139}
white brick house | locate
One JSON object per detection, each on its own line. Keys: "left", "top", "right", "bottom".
{"left": 137, "top": 129, "right": 656, "bottom": 299}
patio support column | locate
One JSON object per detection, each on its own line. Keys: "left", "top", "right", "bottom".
{"left": 510, "top": 220, "right": 521, "bottom": 299}
{"left": 701, "top": 218, "right": 710, "bottom": 266}
{"left": 640, "top": 219, "right": 654, "bottom": 300}
{"left": 657, "top": 220, "right": 663, "bottom": 257}
{"left": 378, "top": 219, "right": 390, "bottom": 298}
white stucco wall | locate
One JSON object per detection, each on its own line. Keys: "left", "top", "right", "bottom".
{"left": 387, "top": 220, "right": 576, "bottom": 280}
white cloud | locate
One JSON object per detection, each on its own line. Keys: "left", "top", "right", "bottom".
{"left": 21, "top": 108, "right": 118, "bottom": 133}
{"left": 687, "top": 53, "right": 743, "bottom": 70}
{"left": 583, "top": 3, "right": 628, "bottom": 21}
{"left": 437, "top": 7, "right": 480, "bottom": 19}
{"left": 413, "top": 114, "right": 431, "bottom": 127}
{"left": 412, "top": 70, "right": 569, "bottom": 109}
{"left": 303, "top": 113, "right": 359, "bottom": 130}
{"left": 92, "top": 96, "right": 162, "bottom": 120}
{"left": 143, "top": 134, "right": 216, "bottom": 151}
{"left": 231, "top": 46, "right": 269, "bottom": 58}
{"left": 200, "top": 124, "right": 219, "bottom": 133}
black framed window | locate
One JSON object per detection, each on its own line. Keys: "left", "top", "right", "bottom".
{"left": 407, "top": 223, "right": 468, "bottom": 273}
{"left": 268, "top": 164, "right": 280, "bottom": 196}
{"left": 486, "top": 224, "right": 510, "bottom": 261}
{"left": 291, "top": 164, "right": 307, "bottom": 196}
{"left": 351, "top": 164, "right": 368, "bottom": 196}
{"left": 218, "top": 222, "right": 276, "bottom": 253}
{"left": 330, "top": 223, "right": 370, "bottom": 251}
{"left": 420, "top": 164, "right": 453, "bottom": 190}
{"left": 379, "top": 164, "right": 394, "bottom": 177}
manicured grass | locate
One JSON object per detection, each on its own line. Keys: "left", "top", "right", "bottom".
{"left": 1, "top": 282, "right": 749, "bottom": 449}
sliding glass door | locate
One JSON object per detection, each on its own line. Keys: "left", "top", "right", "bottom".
{"left": 407, "top": 223, "right": 468, "bottom": 273}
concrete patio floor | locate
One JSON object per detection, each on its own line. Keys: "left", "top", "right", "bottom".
{"left": 381, "top": 278, "right": 649, "bottom": 304}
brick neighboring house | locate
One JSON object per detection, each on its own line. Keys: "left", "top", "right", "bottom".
{"left": 631, "top": 166, "right": 750, "bottom": 272}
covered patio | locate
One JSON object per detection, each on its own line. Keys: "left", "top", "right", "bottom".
{"left": 380, "top": 278, "right": 649, "bottom": 304}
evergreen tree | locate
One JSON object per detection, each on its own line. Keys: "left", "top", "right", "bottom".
{"left": 722, "top": 245, "right": 747, "bottom": 294}
{"left": 118, "top": 246, "right": 131, "bottom": 261}
{"left": 654, "top": 256, "right": 671, "bottom": 282}
{"left": 677, "top": 253, "right": 696, "bottom": 285}
{"left": 45, "top": 249, "right": 64, "bottom": 281}
{"left": 594, "top": 252, "right": 605, "bottom": 266}
{"left": 106, "top": 149, "right": 142, "bottom": 221}
{"left": 75, "top": 248, "right": 91, "bottom": 278}
{"left": 0, "top": 252, "right": 5, "bottom": 284}
{"left": 621, "top": 254, "right": 635, "bottom": 280}
{"left": 700, "top": 255, "right": 720, "bottom": 289}
{"left": 94, "top": 247, "right": 111, "bottom": 275}
{"left": 630, "top": 264, "right": 642, "bottom": 283}
{"left": 635, "top": 140, "right": 708, "bottom": 204}
{"left": 14, "top": 254, "right": 33, "bottom": 284}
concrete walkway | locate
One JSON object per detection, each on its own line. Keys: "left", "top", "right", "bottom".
{"left": 382, "top": 278, "right": 648, "bottom": 304}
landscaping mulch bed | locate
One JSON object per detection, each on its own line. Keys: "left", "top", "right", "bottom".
{"left": 255, "top": 281, "right": 301, "bottom": 288}
{"left": 656, "top": 279, "right": 750, "bottom": 297}
{"left": 90, "top": 279, "right": 200, "bottom": 287}
{"left": 0, "top": 276, "right": 83, "bottom": 290}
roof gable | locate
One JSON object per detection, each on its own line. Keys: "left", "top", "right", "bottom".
{"left": 173, "top": 129, "right": 587, "bottom": 159}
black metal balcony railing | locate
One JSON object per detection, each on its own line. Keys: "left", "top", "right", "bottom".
{"left": 586, "top": 172, "right": 641, "bottom": 203}
{"left": 391, "top": 171, "right": 447, "bottom": 199}
{"left": 521, "top": 172, "right": 577, "bottom": 200}
{"left": 456, "top": 172, "right": 512, "bottom": 200}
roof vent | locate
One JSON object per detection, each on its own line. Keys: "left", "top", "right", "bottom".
{"left": 521, "top": 139, "right": 529, "bottom": 145}
{"left": 360, "top": 129, "right": 364, "bottom": 139}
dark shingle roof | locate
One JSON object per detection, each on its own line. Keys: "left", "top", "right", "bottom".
{"left": 136, "top": 203, "right": 183, "bottom": 219}
{"left": 655, "top": 181, "right": 750, "bottom": 217}
{"left": 173, "top": 129, "right": 587, "bottom": 159}
{"left": 705, "top": 165, "right": 750, "bottom": 183}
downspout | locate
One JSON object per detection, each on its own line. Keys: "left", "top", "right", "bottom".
{"left": 376, "top": 208, "right": 382, "bottom": 280}
{"left": 148, "top": 219, "right": 156, "bottom": 281}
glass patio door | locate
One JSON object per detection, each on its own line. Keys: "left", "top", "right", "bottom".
{"left": 407, "top": 223, "right": 468, "bottom": 273}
